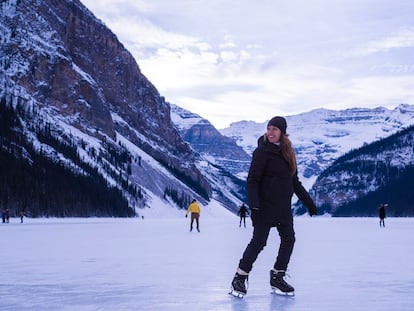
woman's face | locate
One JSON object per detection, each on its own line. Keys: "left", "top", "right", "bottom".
{"left": 266, "top": 125, "right": 282, "bottom": 143}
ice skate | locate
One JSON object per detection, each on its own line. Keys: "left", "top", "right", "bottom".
{"left": 270, "top": 270, "right": 295, "bottom": 296}
{"left": 229, "top": 272, "right": 248, "bottom": 298}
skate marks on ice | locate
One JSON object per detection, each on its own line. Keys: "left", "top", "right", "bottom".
{"left": 0, "top": 217, "right": 414, "bottom": 310}
{"left": 0, "top": 282, "right": 153, "bottom": 311}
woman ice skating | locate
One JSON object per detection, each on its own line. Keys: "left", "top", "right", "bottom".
{"left": 185, "top": 199, "right": 201, "bottom": 232}
{"left": 230, "top": 116, "right": 318, "bottom": 298}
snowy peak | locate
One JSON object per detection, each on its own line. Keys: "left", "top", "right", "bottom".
{"left": 171, "top": 104, "right": 251, "bottom": 170}
{"left": 220, "top": 104, "right": 414, "bottom": 188}
{"left": 170, "top": 104, "right": 208, "bottom": 130}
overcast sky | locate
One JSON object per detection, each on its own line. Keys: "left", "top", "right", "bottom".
{"left": 82, "top": 0, "right": 414, "bottom": 128}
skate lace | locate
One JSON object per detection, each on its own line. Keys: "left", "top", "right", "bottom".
{"left": 239, "top": 275, "right": 248, "bottom": 290}
{"left": 272, "top": 270, "right": 291, "bottom": 286}
{"left": 275, "top": 271, "right": 294, "bottom": 291}
{"left": 272, "top": 270, "right": 291, "bottom": 279}
{"left": 279, "top": 272, "right": 291, "bottom": 285}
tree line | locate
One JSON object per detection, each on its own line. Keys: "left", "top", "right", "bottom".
{"left": 0, "top": 96, "right": 136, "bottom": 217}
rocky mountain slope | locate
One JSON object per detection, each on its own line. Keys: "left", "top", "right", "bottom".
{"left": 171, "top": 104, "right": 251, "bottom": 178}
{"left": 0, "top": 0, "right": 217, "bottom": 216}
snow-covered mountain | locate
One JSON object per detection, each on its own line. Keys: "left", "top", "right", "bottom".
{"left": 300, "top": 125, "right": 414, "bottom": 216}
{"left": 220, "top": 104, "right": 414, "bottom": 188}
{"left": 1, "top": 0, "right": 237, "bottom": 217}
{"left": 170, "top": 104, "right": 250, "bottom": 211}
{"left": 170, "top": 104, "right": 251, "bottom": 178}
{"left": 2, "top": 0, "right": 414, "bottom": 218}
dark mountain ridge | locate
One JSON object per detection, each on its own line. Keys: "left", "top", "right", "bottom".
{"left": 296, "top": 125, "right": 414, "bottom": 216}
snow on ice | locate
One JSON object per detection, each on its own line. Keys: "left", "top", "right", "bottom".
{"left": 1, "top": 204, "right": 413, "bottom": 311}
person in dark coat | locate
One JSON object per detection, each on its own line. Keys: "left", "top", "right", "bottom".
{"left": 379, "top": 203, "right": 387, "bottom": 227}
{"left": 230, "top": 116, "right": 318, "bottom": 298}
{"left": 238, "top": 203, "right": 249, "bottom": 228}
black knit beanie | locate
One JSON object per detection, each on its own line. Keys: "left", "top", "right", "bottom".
{"left": 267, "top": 116, "right": 287, "bottom": 134}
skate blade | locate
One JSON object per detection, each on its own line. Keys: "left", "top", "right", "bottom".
{"left": 229, "top": 288, "right": 245, "bottom": 299}
{"left": 271, "top": 287, "right": 295, "bottom": 297}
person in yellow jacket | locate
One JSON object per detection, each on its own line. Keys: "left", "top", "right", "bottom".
{"left": 185, "top": 199, "right": 201, "bottom": 232}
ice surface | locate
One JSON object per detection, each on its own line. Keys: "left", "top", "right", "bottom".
{"left": 1, "top": 212, "right": 413, "bottom": 310}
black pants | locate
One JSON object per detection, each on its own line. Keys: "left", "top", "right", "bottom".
{"left": 239, "top": 216, "right": 246, "bottom": 227}
{"left": 238, "top": 221, "right": 295, "bottom": 273}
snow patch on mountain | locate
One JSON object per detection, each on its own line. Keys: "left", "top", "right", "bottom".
{"left": 220, "top": 104, "right": 414, "bottom": 188}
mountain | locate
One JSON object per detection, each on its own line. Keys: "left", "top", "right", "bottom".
{"left": 296, "top": 125, "right": 414, "bottom": 216}
{"left": 170, "top": 104, "right": 250, "bottom": 211}
{"left": 171, "top": 104, "right": 251, "bottom": 178}
{"left": 0, "top": 98, "right": 135, "bottom": 217}
{"left": 1, "top": 0, "right": 218, "bottom": 217}
{"left": 2, "top": 0, "right": 414, "bottom": 218}
{"left": 220, "top": 105, "right": 414, "bottom": 188}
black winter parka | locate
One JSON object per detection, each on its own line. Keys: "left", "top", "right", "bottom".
{"left": 247, "top": 136, "right": 317, "bottom": 225}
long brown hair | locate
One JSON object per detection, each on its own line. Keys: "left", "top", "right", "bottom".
{"left": 263, "top": 133, "right": 297, "bottom": 174}
{"left": 280, "top": 134, "right": 297, "bottom": 174}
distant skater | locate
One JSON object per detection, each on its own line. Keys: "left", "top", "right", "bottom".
{"left": 1, "top": 210, "right": 5, "bottom": 223}
{"left": 185, "top": 199, "right": 201, "bottom": 232}
{"left": 19, "top": 211, "right": 24, "bottom": 223}
{"left": 5, "top": 209, "right": 9, "bottom": 223}
{"left": 379, "top": 203, "right": 387, "bottom": 227}
{"left": 238, "top": 203, "right": 249, "bottom": 228}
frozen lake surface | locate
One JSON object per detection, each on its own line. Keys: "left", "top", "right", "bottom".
{"left": 1, "top": 212, "right": 413, "bottom": 310}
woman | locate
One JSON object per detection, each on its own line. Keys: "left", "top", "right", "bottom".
{"left": 230, "top": 116, "right": 318, "bottom": 298}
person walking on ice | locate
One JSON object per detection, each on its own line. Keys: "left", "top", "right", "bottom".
{"left": 238, "top": 203, "right": 249, "bottom": 228}
{"left": 379, "top": 203, "right": 387, "bottom": 227}
{"left": 5, "top": 209, "right": 9, "bottom": 223}
{"left": 230, "top": 116, "right": 318, "bottom": 298}
{"left": 185, "top": 199, "right": 201, "bottom": 232}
